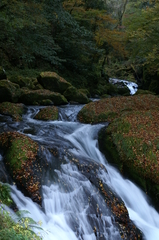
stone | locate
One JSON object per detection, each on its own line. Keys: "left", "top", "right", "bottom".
{"left": 0, "top": 80, "right": 20, "bottom": 103}
{"left": 34, "top": 106, "right": 58, "bottom": 121}
{"left": 37, "top": 72, "right": 71, "bottom": 94}
{"left": 64, "top": 86, "right": 90, "bottom": 104}
{"left": 19, "top": 89, "right": 68, "bottom": 105}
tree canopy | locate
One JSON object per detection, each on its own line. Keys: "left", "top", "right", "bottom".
{"left": 0, "top": 0, "right": 158, "bottom": 92}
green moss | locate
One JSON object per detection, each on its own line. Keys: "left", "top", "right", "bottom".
{"left": 19, "top": 89, "right": 68, "bottom": 105}
{"left": 34, "top": 106, "right": 58, "bottom": 121}
{"left": 0, "top": 102, "right": 25, "bottom": 121}
{"left": 77, "top": 104, "right": 96, "bottom": 123}
{"left": 0, "top": 132, "right": 38, "bottom": 173}
{"left": 9, "top": 76, "right": 35, "bottom": 89}
{"left": 64, "top": 86, "right": 90, "bottom": 104}
{"left": 37, "top": 72, "right": 71, "bottom": 94}
{"left": 79, "top": 88, "right": 90, "bottom": 97}
{"left": 0, "top": 80, "right": 20, "bottom": 103}
{"left": 98, "top": 127, "right": 123, "bottom": 171}
{"left": 6, "top": 138, "right": 38, "bottom": 172}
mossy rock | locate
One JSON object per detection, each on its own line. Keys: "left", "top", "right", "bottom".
{"left": 101, "top": 94, "right": 111, "bottom": 99}
{"left": 97, "top": 83, "right": 118, "bottom": 96}
{"left": 9, "top": 75, "right": 35, "bottom": 89}
{"left": 0, "top": 132, "right": 49, "bottom": 204}
{"left": 34, "top": 106, "right": 58, "bottom": 121}
{"left": 0, "top": 102, "right": 25, "bottom": 121}
{"left": 77, "top": 100, "right": 118, "bottom": 123}
{"left": 0, "top": 80, "right": 20, "bottom": 103}
{"left": 37, "top": 72, "right": 71, "bottom": 94}
{"left": 40, "top": 99, "right": 53, "bottom": 105}
{"left": 79, "top": 88, "right": 91, "bottom": 97}
{"left": 98, "top": 126, "right": 123, "bottom": 171}
{"left": 98, "top": 108, "right": 159, "bottom": 211}
{"left": 117, "top": 86, "right": 130, "bottom": 96}
{"left": 0, "top": 67, "right": 7, "bottom": 80}
{"left": 78, "top": 94, "right": 159, "bottom": 124}
{"left": 64, "top": 86, "right": 90, "bottom": 104}
{"left": 19, "top": 89, "right": 68, "bottom": 105}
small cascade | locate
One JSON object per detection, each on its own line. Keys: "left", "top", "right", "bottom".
{"left": 109, "top": 78, "right": 138, "bottom": 95}
{"left": 58, "top": 104, "right": 84, "bottom": 122}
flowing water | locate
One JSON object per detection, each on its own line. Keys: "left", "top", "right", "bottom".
{"left": 1, "top": 104, "right": 159, "bottom": 240}
{"left": 109, "top": 78, "right": 138, "bottom": 95}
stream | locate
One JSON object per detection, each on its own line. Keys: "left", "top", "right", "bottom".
{"left": 1, "top": 103, "right": 159, "bottom": 240}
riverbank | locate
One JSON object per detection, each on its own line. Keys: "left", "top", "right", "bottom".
{"left": 78, "top": 94, "right": 159, "bottom": 210}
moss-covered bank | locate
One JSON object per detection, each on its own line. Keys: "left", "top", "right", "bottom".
{"left": 78, "top": 94, "right": 159, "bottom": 210}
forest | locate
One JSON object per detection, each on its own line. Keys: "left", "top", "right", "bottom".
{"left": 0, "top": 0, "right": 159, "bottom": 94}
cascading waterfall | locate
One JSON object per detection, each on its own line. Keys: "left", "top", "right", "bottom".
{"left": 1, "top": 104, "right": 159, "bottom": 240}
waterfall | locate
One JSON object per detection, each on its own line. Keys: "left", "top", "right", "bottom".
{"left": 1, "top": 105, "right": 159, "bottom": 240}
{"left": 109, "top": 78, "right": 138, "bottom": 95}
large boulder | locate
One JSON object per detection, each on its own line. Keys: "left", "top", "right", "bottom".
{"left": 78, "top": 94, "right": 159, "bottom": 124}
{"left": 19, "top": 89, "right": 68, "bottom": 105}
{"left": 34, "top": 106, "right": 58, "bottom": 121}
{"left": 0, "top": 66, "right": 7, "bottom": 80}
{"left": 9, "top": 75, "right": 36, "bottom": 89}
{"left": 0, "top": 80, "right": 20, "bottom": 103}
{"left": 64, "top": 86, "right": 90, "bottom": 104}
{"left": 98, "top": 109, "right": 159, "bottom": 211}
{"left": 0, "top": 102, "right": 26, "bottom": 121}
{"left": 37, "top": 72, "right": 71, "bottom": 94}
{"left": 0, "top": 132, "right": 49, "bottom": 205}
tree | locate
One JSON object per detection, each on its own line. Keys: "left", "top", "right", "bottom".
{"left": 0, "top": 0, "right": 62, "bottom": 68}
{"left": 124, "top": 0, "right": 159, "bottom": 91}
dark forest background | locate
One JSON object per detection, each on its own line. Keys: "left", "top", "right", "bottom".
{"left": 0, "top": 0, "right": 159, "bottom": 93}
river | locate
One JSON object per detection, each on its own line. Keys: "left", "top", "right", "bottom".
{"left": 1, "top": 103, "right": 159, "bottom": 240}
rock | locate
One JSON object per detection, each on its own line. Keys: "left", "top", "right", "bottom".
{"left": 9, "top": 75, "right": 36, "bottom": 89}
{"left": 0, "top": 132, "right": 49, "bottom": 205}
{"left": 98, "top": 109, "right": 159, "bottom": 211}
{"left": 0, "top": 80, "right": 20, "bottom": 103}
{"left": 78, "top": 94, "right": 159, "bottom": 124}
{"left": 0, "top": 66, "right": 7, "bottom": 80}
{"left": 117, "top": 86, "right": 130, "bottom": 95}
{"left": 34, "top": 106, "right": 58, "bottom": 121}
{"left": 0, "top": 102, "right": 26, "bottom": 121}
{"left": 79, "top": 88, "right": 91, "bottom": 97}
{"left": 37, "top": 72, "right": 71, "bottom": 94}
{"left": 19, "top": 89, "right": 68, "bottom": 105}
{"left": 64, "top": 86, "right": 90, "bottom": 104}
